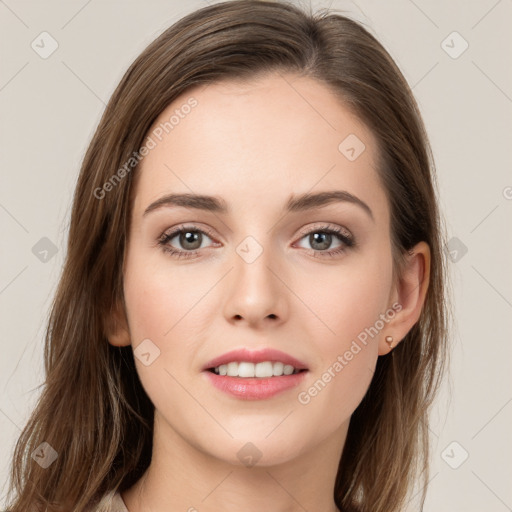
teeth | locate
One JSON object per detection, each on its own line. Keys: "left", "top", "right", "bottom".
{"left": 238, "top": 362, "right": 255, "bottom": 378}
{"left": 273, "top": 361, "right": 284, "bottom": 375}
{"left": 283, "top": 364, "right": 294, "bottom": 375}
{"left": 255, "top": 361, "right": 273, "bottom": 378}
{"left": 212, "top": 361, "right": 301, "bottom": 377}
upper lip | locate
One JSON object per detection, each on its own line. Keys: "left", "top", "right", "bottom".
{"left": 202, "top": 348, "right": 309, "bottom": 371}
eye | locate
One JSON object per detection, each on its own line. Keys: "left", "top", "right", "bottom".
{"left": 157, "top": 224, "right": 217, "bottom": 259}
{"left": 294, "top": 224, "right": 355, "bottom": 258}
{"left": 157, "top": 223, "right": 355, "bottom": 260}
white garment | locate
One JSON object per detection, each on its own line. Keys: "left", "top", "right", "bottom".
{"left": 89, "top": 489, "right": 129, "bottom": 512}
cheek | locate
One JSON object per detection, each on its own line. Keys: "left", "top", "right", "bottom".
{"left": 121, "top": 253, "right": 209, "bottom": 416}
{"left": 123, "top": 249, "right": 206, "bottom": 345}
{"left": 292, "top": 251, "right": 393, "bottom": 352}
{"left": 123, "top": 274, "right": 172, "bottom": 344}
{"left": 291, "top": 251, "right": 392, "bottom": 422}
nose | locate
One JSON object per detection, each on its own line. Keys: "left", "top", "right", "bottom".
{"left": 221, "top": 243, "right": 289, "bottom": 329}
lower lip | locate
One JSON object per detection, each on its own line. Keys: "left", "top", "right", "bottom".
{"left": 203, "top": 370, "right": 308, "bottom": 400}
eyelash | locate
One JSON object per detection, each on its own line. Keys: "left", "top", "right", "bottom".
{"left": 157, "top": 223, "right": 355, "bottom": 260}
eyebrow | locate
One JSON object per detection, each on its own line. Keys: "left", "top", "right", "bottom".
{"left": 143, "top": 190, "right": 374, "bottom": 221}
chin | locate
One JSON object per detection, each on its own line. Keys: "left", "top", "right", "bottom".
{"left": 199, "top": 429, "right": 311, "bottom": 468}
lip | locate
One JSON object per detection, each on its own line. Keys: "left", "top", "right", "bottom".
{"left": 201, "top": 348, "right": 309, "bottom": 401}
{"left": 203, "top": 371, "right": 308, "bottom": 400}
{"left": 201, "top": 347, "right": 309, "bottom": 372}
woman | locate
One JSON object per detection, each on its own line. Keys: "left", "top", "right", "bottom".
{"left": 4, "top": 1, "right": 450, "bottom": 511}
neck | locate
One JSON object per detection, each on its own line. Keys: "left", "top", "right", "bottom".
{"left": 122, "top": 411, "right": 348, "bottom": 512}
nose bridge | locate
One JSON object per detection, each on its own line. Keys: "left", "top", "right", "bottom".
{"left": 234, "top": 231, "right": 280, "bottom": 297}
{"left": 222, "top": 231, "right": 288, "bottom": 325}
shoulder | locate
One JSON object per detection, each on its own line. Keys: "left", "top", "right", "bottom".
{"left": 87, "top": 489, "right": 130, "bottom": 512}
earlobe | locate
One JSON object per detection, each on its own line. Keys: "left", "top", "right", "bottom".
{"left": 106, "top": 302, "right": 131, "bottom": 347}
{"left": 108, "top": 326, "right": 131, "bottom": 347}
{"left": 385, "top": 335, "right": 394, "bottom": 349}
{"left": 379, "top": 241, "right": 431, "bottom": 355}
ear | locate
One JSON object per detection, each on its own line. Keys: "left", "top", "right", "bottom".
{"left": 105, "top": 299, "right": 131, "bottom": 347}
{"left": 378, "top": 241, "right": 431, "bottom": 355}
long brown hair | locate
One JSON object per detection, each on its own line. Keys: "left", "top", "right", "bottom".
{"left": 5, "top": 1, "right": 451, "bottom": 511}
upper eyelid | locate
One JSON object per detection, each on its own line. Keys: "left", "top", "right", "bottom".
{"left": 296, "top": 223, "right": 352, "bottom": 238}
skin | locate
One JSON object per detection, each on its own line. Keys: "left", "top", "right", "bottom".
{"left": 108, "top": 72, "right": 430, "bottom": 512}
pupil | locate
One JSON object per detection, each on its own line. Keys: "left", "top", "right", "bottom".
{"left": 311, "top": 232, "right": 331, "bottom": 250}
{"left": 181, "top": 231, "right": 201, "bottom": 250}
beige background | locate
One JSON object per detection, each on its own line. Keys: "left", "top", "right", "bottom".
{"left": 1, "top": 0, "right": 511, "bottom": 510}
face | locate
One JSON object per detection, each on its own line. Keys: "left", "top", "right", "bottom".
{"left": 115, "top": 73, "right": 399, "bottom": 466}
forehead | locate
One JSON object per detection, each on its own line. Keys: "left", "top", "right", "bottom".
{"left": 133, "top": 73, "right": 386, "bottom": 221}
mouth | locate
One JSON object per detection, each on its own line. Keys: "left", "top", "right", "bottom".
{"left": 202, "top": 348, "right": 309, "bottom": 400}
{"left": 207, "top": 361, "right": 306, "bottom": 377}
